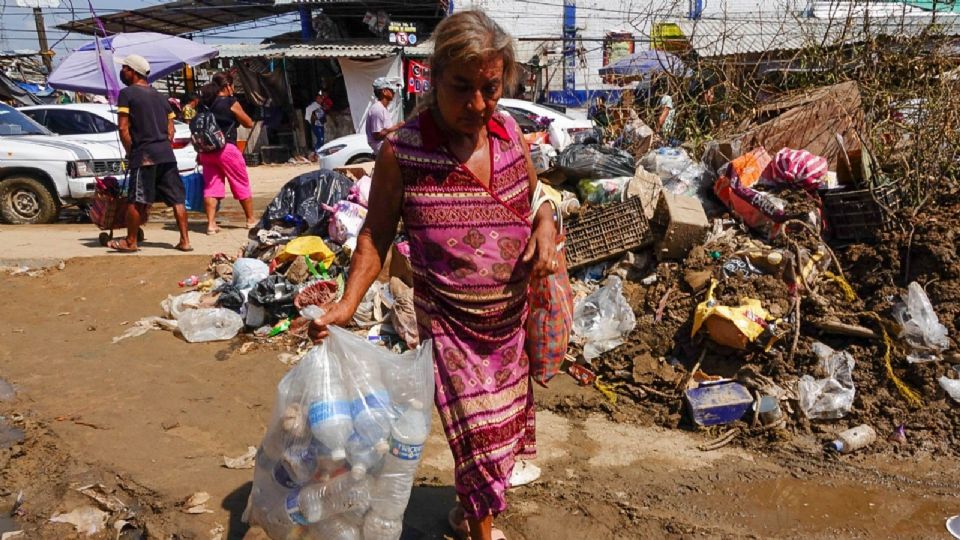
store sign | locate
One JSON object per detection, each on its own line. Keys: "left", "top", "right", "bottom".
{"left": 388, "top": 22, "right": 418, "bottom": 46}
{"left": 407, "top": 60, "right": 431, "bottom": 94}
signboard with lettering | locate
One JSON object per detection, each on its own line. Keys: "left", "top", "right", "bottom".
{"left": 406, "top": 59, "right": 431, "bottom": 94}
{"left": 387, "top": 22, "right": 418, "bottom": 46}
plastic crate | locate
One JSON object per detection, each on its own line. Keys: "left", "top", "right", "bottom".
{"left": 261, "top": 145, "right": 290, "bottom": 165}
{"left": 822, "top": 183, "right": 900, "bottom": 242}
{"left": 564, "top": 196, "right": 654, "bottom": 269}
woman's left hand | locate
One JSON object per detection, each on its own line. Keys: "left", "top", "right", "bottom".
{"left": 523, "top": 215, "right": 558, "bottom": 279}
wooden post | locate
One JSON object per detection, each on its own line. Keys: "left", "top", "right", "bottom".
{"left": 33, "top": 7, "right": 53, "bottom": 73}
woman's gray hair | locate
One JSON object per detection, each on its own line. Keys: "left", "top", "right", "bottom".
{"left": 427, "top": 11, "right": 518, "bottom": 101}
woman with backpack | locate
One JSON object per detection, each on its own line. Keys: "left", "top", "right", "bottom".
{"left": 195, "top": 72, "right": 256, "bottom": 234}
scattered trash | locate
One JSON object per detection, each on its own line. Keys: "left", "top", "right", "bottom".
{"left": 572, "top": 276, "right": 637, "bottom": 360}
{"left": 161, "top": 291, "right": 204, "bottom": 320}
{"left": 939, "top": 376, "right": 960, "bottom": 403}
{"left": 568, "top": 362, "right": 598, "bottom": 386}
{"left": 177, "top": 309, "right": 244, "bottom": 343}
{"left": 49, "top": 506, "right": 108, "bottom": 535}
{"left": 691, "top": 280, "right": 780, "bottom": 350}
{"left": 182, "top": 492, "right": 214, "bottom": 514}
{"left": 827, "top": 424, "right": 877, "bottom": 454}
{"left": 887, "top": 424, "right": 907, "bottom": 444}
{"left": 178, "top": 275, "right": 200, "bottom": 288}
{"left": 757, "top": 395, "right": 783, "bottom": 426}
{"left": 232, "top": 258, "right": 270, "bottom": 291}
{"left": 112, "top": 316, "right": 178, "bottom": 344}
{"left": 947, "top": 515, "right": 960, "bottom": 539}
{"left": 223, "top": 446, "right": 258, "bottom": 469}
{"left": 893, "top": 282, "right": 950, "bottom": 363}
{"left": 556, "top": 143, "right": 636, "bottom": 181}
{"left": 685, "top": 381, "right": 753, "bottom": 427}
{"left": 798, "top": 342, "right": 856, "bottom": 419}
{"left": 77, "top": 484, "right": 127, "bottom": 513}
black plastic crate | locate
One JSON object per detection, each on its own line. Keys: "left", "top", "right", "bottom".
{"left": 565, "top": 197, "right": 654, "bottom": 269}
{"left": 260, "top": 145, "right": 290, "bottom": 165}
{"left": 822, "top": 183, "right": 900, "bottom": 242}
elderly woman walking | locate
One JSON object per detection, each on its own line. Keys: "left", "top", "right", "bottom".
{"left": 311, "top": 11, "right": 559, "bottom": 540}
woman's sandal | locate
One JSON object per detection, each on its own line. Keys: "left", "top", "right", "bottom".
{"left": 107, "top": 239, "right": 139, "bottom": 252}
{"left": 448, "top": 505, "right": 507, "bottom": 540}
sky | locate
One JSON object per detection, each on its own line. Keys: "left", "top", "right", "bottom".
{"left": 0, "top": 0, "right": 303, "bottom": 64}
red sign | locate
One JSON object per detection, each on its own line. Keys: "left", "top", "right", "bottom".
{"left": 406, "top": 59, "right": 431, "bottom": 94}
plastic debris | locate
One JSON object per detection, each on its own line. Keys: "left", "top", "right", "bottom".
{"left": 232, "top": 258, "right": 270, "bottom": 291}
{"left": 76, "top": 484, "right": 127, "bottom": 513}
{"left": 223, "top": 446, "right": 258, "bottom": 469}
{"left": 691, "top": 280, "right": 781, "bottom": 350}
{"left": 112, "top": 316, "right": 178, "bottom": 344}
{"left": 685, "top": 381, "right": 753, "bottom": 427}
{"left": 939, "top": 376, "right": 960, "bottom": 403}
{"left": 572, "top": 276, "right": 637, "bottom": 361}
{"left": 177, "top": 309, "right": 244, "bottom": 343}
{"left": 798, "top": 342, "right": 856, "bottom": 419}
{"left": 182, "top": 492, "right": 214, "bottom": 514}
{"left": 0, "top": 378, "right": 14, "bottom": 402}
{"left": 893, "top": 282, "right": 950, "bottom": 363}
{"left": 49, "top": 506, "right": 108, "bottom": 535}
{"left": 827, "top": 424, "right": 876, "bottom": 454}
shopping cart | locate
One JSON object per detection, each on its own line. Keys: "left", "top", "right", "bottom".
{"left": 88, "top": 176, "right": 146, "bottom": 246}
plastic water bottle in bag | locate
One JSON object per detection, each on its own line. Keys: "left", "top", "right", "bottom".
{"left": 305, "top": 348, "right": 353, "bottom": 460}
{"left": 346, "top": 433, "right": 385, "bottom": 479}
{"left": 289, "top": 473, "right": 372, "bottom": 523}
{"left": 369, "top": 400, "right": 429, "bottom": 519}
{"left": 306, "top": 516, "right": 362, "bottom": 540}
{"left": 362, "top": 511, "right": 404, "bottom": 540}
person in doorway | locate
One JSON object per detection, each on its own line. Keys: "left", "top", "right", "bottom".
{"left": 305, "top": 90, "right": 332, "bottom": 154}
{"left": 655, "top": 80, "right": 676, "bottom": 142}
{"left": 111, "top": 54, "right": 191, "bottom": 252}
{"left": 310, "top": 11, "right": 558, "bottom": 540}
{"left": 196, "top": 72, "right": 256, "bottom": 235}
{"left": 365, "top": 78, "right": 404, "bottom": 154}
{"left": 181, "top": 93, "right": 199, "bottom": 121}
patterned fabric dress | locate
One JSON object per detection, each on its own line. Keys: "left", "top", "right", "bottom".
{"left": 390, "top": 109, "right": 536, "bottom": 519}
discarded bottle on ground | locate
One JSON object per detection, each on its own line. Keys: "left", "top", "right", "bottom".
{"left": 828, "top": 424, "right": 877, "bottom": 454}
{"left": 179, "top": 274, "right": 200, "bottom": 287}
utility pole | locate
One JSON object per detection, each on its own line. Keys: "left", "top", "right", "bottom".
{"left": 33, "top": 7, "right": 53, "bottom": 73}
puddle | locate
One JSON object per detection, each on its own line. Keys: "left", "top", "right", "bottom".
{"left": 0, "top": 419, "right": 24, "bottom": 449}
{"left": 699, "top": 476, "right": 955, "bottom": 536}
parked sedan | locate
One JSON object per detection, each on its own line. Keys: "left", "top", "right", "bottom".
{"left": 20, "top": 103, "right": 197, "bottom": 172}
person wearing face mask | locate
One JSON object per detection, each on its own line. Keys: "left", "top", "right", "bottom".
{"left": 111, "top": 54, "right": 191, "bottom": 252}
{"left": 309, "top": 11, "right": 560, "bottom": 540}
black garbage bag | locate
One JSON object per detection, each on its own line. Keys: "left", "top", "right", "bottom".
{"left": 556, "top": 143, "right": 636, "bottom": 181}
{"left": 248, "top": 275, "right": 299, "bottom": 323}
{"left": 572, "top": 127, "right": 603, "bottom": 145}
{"left": 215, "top": 283, "right": 245, "bottom": 312}
{"left": 258, "top": 169, "right": 353, "bottom": 234}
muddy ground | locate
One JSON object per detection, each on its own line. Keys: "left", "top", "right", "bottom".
{"left": 1, "top": 255, "right": 959, "bottom": 539}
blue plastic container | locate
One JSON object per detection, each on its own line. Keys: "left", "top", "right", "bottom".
{"left": 685, "top": 381, "right": 753, "bottom": 427}
{"left": 181, "top": 171, "right": 204, "bottom": 212}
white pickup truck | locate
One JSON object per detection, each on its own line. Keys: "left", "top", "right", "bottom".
{"left": 0, "top": 102, "right": 126, "bottom": 224}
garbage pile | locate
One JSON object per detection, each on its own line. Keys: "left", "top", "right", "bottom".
{"left": 546, "top": 119, "right": 960, "bottom": 456}
{"left": 120, "top": 163, "right": 420, "bottom": 353}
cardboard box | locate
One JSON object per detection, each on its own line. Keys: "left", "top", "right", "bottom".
{"left": 652, "top": 192, "right": 709, "bottom": 260}
{"left": 334, "top": 161, "right": 375, "bottom": 181}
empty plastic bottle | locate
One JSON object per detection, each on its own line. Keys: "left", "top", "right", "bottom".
{"left": 352, "top": 389, "right": 393, "bottom": 450}
{"left": 369, "top": 400, "right": 429, "bottom": 519}
{"left": 382, "top": 365, "right": 420, "bottom": 406}
{"left": 305, "top": 347, "right": 353, "bottom": 460}
{"left": 346, "top": 433, "right": 385, "bottom": 479}
{"left": 292, "top": 473, "right": 372, "bottom": 523}
{"left": 363, "top": 511, "right": 404, "bottom": 540}
{"left": 828, "top": 424, "right": 877, "bottom": 454}
{"left": 178, "top": 275, "right": 200, "bottom": 288}
{"left": 306, "top": 516, "right": 362, "bottom": 540}
{"left": 273, "top": 442, "right": 321, "bottom": 488}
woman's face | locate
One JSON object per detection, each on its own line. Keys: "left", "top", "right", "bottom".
{"left": 435, "top": 55, "right": 504, "bottom": 136}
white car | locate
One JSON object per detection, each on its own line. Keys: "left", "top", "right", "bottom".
{"left": 497, "top": 98, "right": 594, "bottom": 140}
{"left": 317, "top": 133, "right": 375, "bottom": 170}
{"left": 20, "top": 103, "right": 198, "bottom": 173}
{"left": 0, "top": 103, "right": 126, "bottom": 224}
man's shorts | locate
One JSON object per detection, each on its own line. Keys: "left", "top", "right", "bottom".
{"left": 127, "top": 162, "right": 185, "bottom": 206}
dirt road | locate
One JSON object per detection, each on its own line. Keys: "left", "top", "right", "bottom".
{"left": 1, "top": 255, "right": 958, "bottom": 539}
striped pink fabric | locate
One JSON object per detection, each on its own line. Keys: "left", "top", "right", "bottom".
{"left": 771, "top": 148, "right": 828, "bottom": 191}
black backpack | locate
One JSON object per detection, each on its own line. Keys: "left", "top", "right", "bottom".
{"left": 189, "top": 104, "right": 227, "bottom": 153}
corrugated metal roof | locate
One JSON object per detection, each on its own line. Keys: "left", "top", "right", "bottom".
{"left": 670, "top": 13, "right": 960, "bottom": 57}
{"left": 214, "top": 39, "right": 434, "bottom": 60}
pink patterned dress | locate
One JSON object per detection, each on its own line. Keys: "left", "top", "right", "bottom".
{"left": 389, "top": 109, "right": 536, "bottom": 519}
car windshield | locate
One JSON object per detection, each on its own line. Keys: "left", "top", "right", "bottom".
{"left": 505, "top": 101, "right": 575, "bottom": 121}
{"left": 0, "top": 104, "right": 50, "bottom": 136}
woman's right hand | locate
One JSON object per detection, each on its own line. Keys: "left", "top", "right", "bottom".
{"left": 307, "top": 301, "right": 356, "bottom": 343}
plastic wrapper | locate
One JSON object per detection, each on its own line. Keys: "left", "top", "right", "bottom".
{"left": 248, "top": 275, "right": 300, "bottom": 323}
{"left": 577, "top": 177, "right": 631, "bottom": 205}
{"left": 892, "top": 282, "right": 950, "bottom": 363}
{"left": 939, "top": 376, "right": 960, "bottom": 403}
{"left": 161, "top": 291, "right": 204, "bottom": 320}
{"left": 691, "top": 280, "right": 782, "bottom": 350}
{"left": 234, "top": 258, "right": 271, "bottom": 291}
{"left": 259, "top": 169, "right": 353, "bottom": 233}
{"left": 325, "top": 201, "right": 368, "bottom": 252}
{"left": 555, "top": 143, "right": 636, "bottom": 181}
{"left": 640, "top": 147, "right": 692, "bottom": 181}
{"left": 798, "top": 342, "right": 856, "bottom": 420}
{"left": 246, "top": 326, "right": 434, "bottom": 540}
{"left": 572, "top": 276, "right": 637, "bottom": 361}
{"left": 178, "top": 308, "right": 244, "bottom": 343}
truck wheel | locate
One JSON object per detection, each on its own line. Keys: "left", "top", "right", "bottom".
{"left": 0, "top": 176, "right": 59, "bottom": 224}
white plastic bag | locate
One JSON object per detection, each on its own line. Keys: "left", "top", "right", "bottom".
{"left": 161, "top": 291, "right": 204, "bottom": 320}
{"left": 246, "top": 326, "right": 434, "bottom": 540}
{"left": 798, "top": 342, "right": 856, "bottom": 419}
{"left": 233, "top": 258, "right": 270, "bottom": 291}
{"left": 892, "top": 282, "right": 950, "bottom": 363}
{"left": 572, "top": 276, "right": 637, "bottom": 361}
{"left": 177, "top": 308, "right": 244, "bottom": 343}
{"left": 640, "top": 147, "right": 692, "bottom": 182}
{"left": 939, "top": 376, "right": 960, "bottom": 403}
{"left": 325, "top": 200, "right": 368, "bottom": 251}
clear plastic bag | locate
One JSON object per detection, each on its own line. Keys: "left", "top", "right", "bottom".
{"left": 234, "top": 258, "right": 271, "bottom": 291}
{"left": 246, "top": 326, "right": 434, "bottom": 540}
{"left": 161, "top": 291, "right": 204, "bottom": 320}
{"left": 640, "top": 147, "right": 692, "bottom": 182}
{"left": 893, "top": 282, "right": 950, "bottom": 363}
{"left": 798, "top": 342, "right": 856, "bottom": 419}
{"left": 572, "top": 276, "right": 637, "bottom": 361}
{"left": 177, "top": 308, "right": 244, "bottom": 343}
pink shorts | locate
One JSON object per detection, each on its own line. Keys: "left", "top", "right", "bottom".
{"left": 197, "top": 143, "right": 252, "bottom": 200}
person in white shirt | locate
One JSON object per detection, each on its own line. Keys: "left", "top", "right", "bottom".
{"left": 304, "top": 90, "right": 331, "bottom": 154}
